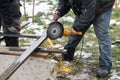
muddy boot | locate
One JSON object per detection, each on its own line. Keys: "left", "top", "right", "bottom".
{"left": 62, "top": 48, "right": 75, "bottom": 61}
{"left": 96, "top": 68, "right": 110, "bottom": 78}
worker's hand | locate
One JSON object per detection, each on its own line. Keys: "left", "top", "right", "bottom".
{"left": 12, "top": 18, "right": 21, "bottom": 32}
{"left": 53, "top": 10, "right": 60, "bottom": 21}
{"left": 63, "top": 28, "right": 82, "bottom": 36}
{"left": 71, "top": 28, "right": 79, "bottom": 35}
{"left": 12, "top": 23, "right": 21, "bottom": 32}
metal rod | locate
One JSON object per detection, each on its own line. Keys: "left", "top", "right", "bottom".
{"left": 0, "top": 32, "right": 40, "bottom": 38}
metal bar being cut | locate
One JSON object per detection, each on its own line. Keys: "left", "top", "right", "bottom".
{"left": 0, "top": 47, "right": 65, "bottom": 58}
{"left": 0, "top": 46, "right": 66, "bottom": 55}
{"left": 0, "top": 32, "right": 40, "bottom": 38}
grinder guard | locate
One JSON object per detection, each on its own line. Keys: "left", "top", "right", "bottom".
{"left": 47, "top": 22, "right": 64, "bottom": 40}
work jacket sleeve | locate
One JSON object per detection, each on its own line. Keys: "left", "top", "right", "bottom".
{"left": 72, "top": 0, "right": 96, "bottom": 32}
{"left": 97, "top": 0, "right": 115, "bottom": 16}
{"left": 56, "top": 0, "right": 70, "bottom": 17}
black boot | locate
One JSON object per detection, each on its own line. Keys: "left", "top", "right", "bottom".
{"left": 5, "top": 37, "right": 19, "bottom": 47}
{"left": 62, "top": 48, "right": 75, "bottom": 61}
{"left": 96, "top": 68, "right": 110, "bottom": 78}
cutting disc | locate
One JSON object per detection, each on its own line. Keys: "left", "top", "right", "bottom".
{"left": 47, "top": 22, "right": 64, "bottom": 40}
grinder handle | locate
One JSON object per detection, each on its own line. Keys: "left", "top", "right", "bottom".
{"left": 63, "top": 28, "right": 82, "bottom": 36}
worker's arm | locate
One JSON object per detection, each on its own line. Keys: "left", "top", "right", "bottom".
{"left": 53, "top": 0, "right": 70, "bottom": 21}
{"left": 72, "top": 0, "right": 96, "bottom": 32}
{"left": 57, "top": 0, "right": 70, "bottom": 17}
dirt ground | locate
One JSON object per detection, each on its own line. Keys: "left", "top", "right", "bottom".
{"left": 0, "top": 55, "right": 57, "bottom": 80}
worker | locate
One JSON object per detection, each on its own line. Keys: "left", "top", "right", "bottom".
{"left": 0, "top": 0, "right": 21, "bottom": 46}
{"left": 53, "top": 0, "right": 115, "bottom": 78}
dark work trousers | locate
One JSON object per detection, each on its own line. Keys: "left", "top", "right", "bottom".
{"left": 0, "top": 1, "right": 21, "bottom": 47}
{"left": 64, "top": 9, "right": 112, "bottom": 72}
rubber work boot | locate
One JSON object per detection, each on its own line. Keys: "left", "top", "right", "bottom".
{"left": 62, "top": 53, "right": 74, "bottom": 61}
{"left": 62, "top": 48, "right": 75, "bottom": 62}
{"left": 5, "top": 37, "right": 19, "bottom": 47}
{"left": 96, "top": 68, "right": 110, "bottom": 78}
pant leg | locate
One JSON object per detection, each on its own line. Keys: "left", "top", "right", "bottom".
{"left": 2, "top": 0, "right": 21, "bottom": 47}
{"left": 3, "top": 24, "right": 19, "bottom": 47}
{"left": 64, "top": 35, "right": 83, "bottom": 60}
{"left": 64, "top": 16, "right": 90, "bottom": 60}
{"left": 0, "top": 16, "right": 1, "bottom": 29}
{"left": 5, "top": 37, "right": 19, "bottom": 47}
{"left": 93, "top": 9, "right": 112, "bottom": 72}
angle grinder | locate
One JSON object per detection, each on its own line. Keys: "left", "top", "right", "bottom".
{"left": 47, "top": 22, "right": 82, "bottom": 40}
